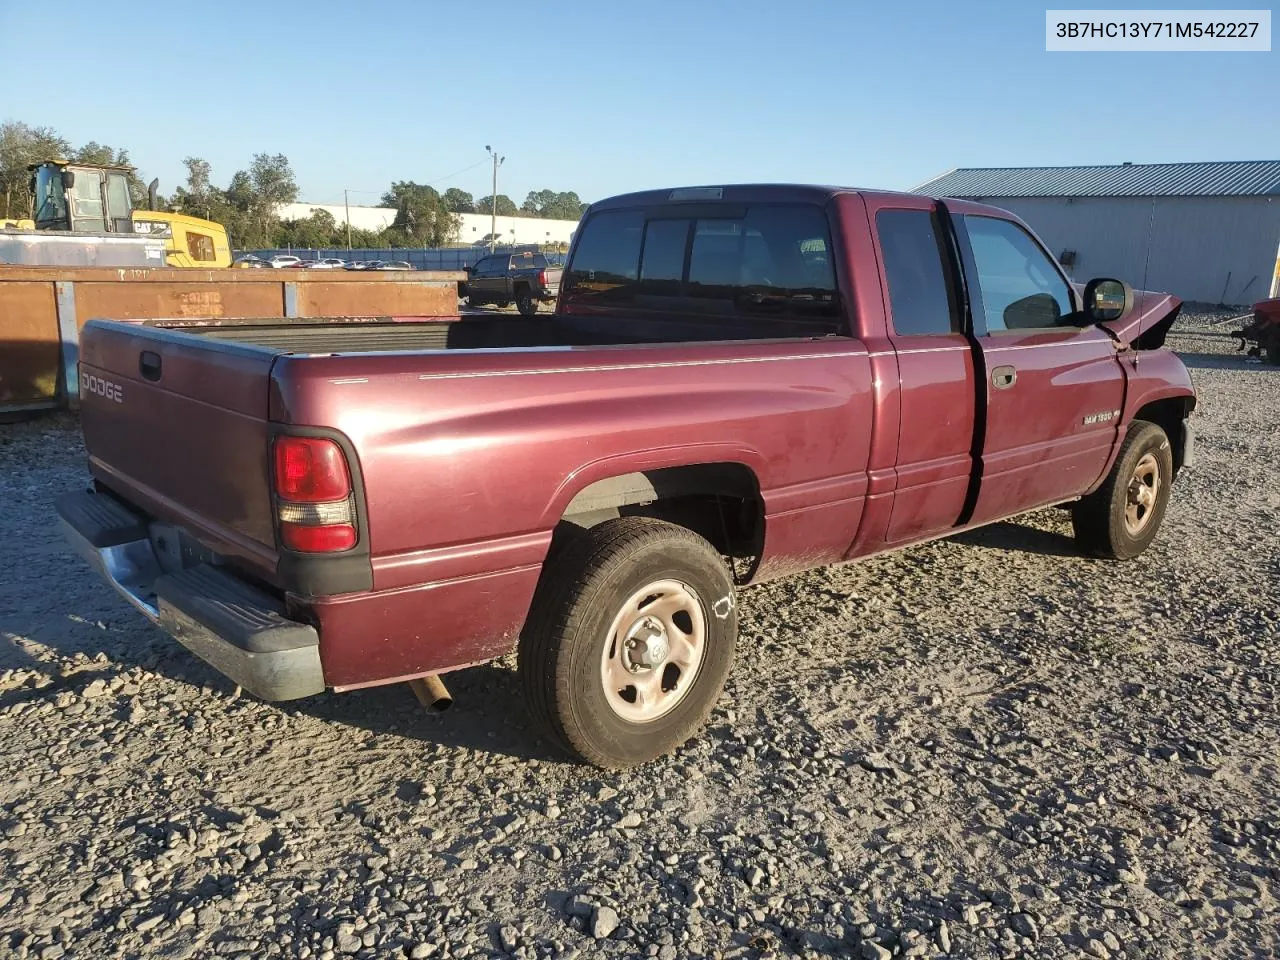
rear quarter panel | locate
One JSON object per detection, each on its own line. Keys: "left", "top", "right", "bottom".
{"left": 272, "top": 338, "right": 875, "bottom": 686}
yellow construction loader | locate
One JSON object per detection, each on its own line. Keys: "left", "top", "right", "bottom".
{"left": 4, "top": 159, "right": 231, "bottom": 267}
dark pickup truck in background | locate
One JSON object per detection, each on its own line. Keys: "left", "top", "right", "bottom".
{"left": 461, "top": 250, "right": 562, "bottom": 315}
{"left": 59, "top": 183, "right": 1196, "bottom": 768}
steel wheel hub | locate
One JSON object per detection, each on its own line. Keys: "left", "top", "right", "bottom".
{"left": 1124, "top": 452, "right": 1160, "bottom": 535}
{"left": 601, "top": 579, "right": 707, "bottom": 723}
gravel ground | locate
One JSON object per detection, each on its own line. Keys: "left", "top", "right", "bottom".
{"left": 1, "top": 313, "right": 1277, "bottom": 960}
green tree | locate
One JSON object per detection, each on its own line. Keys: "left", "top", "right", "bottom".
{"left": 274, "top": 208, "right": 341, "bottom": 249}
{"left": 519, "top": 189, "right": 586, "bottom": 220}
{"left": 0, "top": 121, "right": 70, "bottom": 219}
{"left": 382, "top": 181, "right": 460, "bottom": 247}
{"left": 218, "top": 154, "right": 297, "bottom": 249}
{"left": 474, "top": 194, "right": 518, "bottom": 217}
{"left": 170, "top": 156, "right": 220, "bottom": 221}
{"left": 442, "top": 187, "right": 474, "bottom": 214}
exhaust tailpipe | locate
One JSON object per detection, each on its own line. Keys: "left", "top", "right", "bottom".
{"left": 409, "top": 675, "right": 453, "bottom": 712}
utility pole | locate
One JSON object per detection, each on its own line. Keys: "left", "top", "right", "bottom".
{"left": 485, "top": 145, "right": 504, "bottom": 251}
{"left": 344, "top": 189, "right": 352, "bottom": 250}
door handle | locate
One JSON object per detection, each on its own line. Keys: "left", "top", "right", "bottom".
{"left": 991, "top": 365, "right": 1017, "bottom": 389}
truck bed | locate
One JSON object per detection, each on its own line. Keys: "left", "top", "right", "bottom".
{"left": 167, "top": 312, "right": 842, "bottom": 354}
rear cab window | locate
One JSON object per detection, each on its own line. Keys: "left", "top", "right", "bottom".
{"left": 509, "top": 252, "right": 548, "bottom": 270}
{"left": 563, "top": 203, "right": 839, "bottom": 327}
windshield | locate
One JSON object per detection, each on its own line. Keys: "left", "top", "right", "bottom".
{"left": 32, "top": 165, "right": 69, "bottom": 225}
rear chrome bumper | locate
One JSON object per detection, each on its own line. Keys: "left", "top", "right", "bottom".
{"left": 57, "top": 490, "right": 325, "bottom": 701}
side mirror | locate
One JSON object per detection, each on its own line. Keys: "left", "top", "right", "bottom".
{"left": 61, "top": 170, "right": 76, "bottom": 189}
{"left": 1083, "top": 278, "right": 1133, "bottom": 323}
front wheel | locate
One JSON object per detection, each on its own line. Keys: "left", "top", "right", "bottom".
{"left": 518, "top": 518, "right": 738, "bottom": 768}
{"left": 1072, "top": 419, "right": 1174, "bottom": 559}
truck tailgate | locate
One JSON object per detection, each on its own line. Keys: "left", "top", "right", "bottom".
{"left": 78, "top": 320, "right": 282, "bottom": 581}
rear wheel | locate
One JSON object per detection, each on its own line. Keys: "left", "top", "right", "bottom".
{"left": 518, "top": 518, "right": 737, "bottom": 768}
{"left": 1071, "top": 419, "right": 1173, "bottom": 559}
{"left": 516, "top": 288, "right": 538, "bottom": 317}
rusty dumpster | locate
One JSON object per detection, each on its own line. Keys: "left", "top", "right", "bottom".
{"left": 0, "top": 266, "right": 463, "bottom": 415}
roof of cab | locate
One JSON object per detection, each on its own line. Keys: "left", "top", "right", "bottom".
{"left": 588, "top": 184, "right": 857, "bottom": 211}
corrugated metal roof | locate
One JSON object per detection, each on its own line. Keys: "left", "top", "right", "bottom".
{"left": 912, "top": 161, "right": 1280, "bottom": 199}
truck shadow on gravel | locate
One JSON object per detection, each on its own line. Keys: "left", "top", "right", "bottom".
{"left": 1175, "top": 350, "right": 1280, "bottom": 372}
{"left": 946, "top": 519, "right": 1079, "bottom": 557}
{"left": 283, "top": 663, "right": 565, "bottom": 763}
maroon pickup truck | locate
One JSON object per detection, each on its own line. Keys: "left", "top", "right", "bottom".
{"left": 58, "top": 184, "right": 1197, "bottom": 768}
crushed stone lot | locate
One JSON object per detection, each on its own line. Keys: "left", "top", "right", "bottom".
{"left": 1, "top": 315, "right": 1277, "bottom": 960}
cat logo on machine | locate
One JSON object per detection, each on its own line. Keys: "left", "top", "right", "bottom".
{"left": 1082, "top": 409, "right": 1119, "bottom": 426}
{"left": 81, "top": 373, "right": 124, "bottom": 403}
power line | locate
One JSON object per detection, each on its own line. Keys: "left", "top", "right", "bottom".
{"left": 423, "top": 158, "right": 488, "bottom": 187}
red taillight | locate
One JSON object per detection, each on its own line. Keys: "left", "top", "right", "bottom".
{"left": 280, "top": 522, "right": 357, "bottom": 552}
{"left": 538, "top": 269, "right": 547, "bottom": 286}
{"left": 274, "top": 436, "right": 351, "bottom": 502}
{"left": 272, "top": 436, "right": 357, "bottom": 553}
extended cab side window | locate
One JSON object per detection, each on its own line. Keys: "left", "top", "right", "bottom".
{"left": 876, "top": 209, "right": 960, "bottom": 336}
{"left": 963, "top": 216, "right": 1077, "bottom": 332}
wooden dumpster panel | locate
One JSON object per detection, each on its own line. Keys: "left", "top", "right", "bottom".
{"left": 0, "top": 281, "right": 59, "bottom": 404}
{"left": 72, "top": 281, "right": 285, "bottom": 324}
{"left": 296, "top": 281, "right": 457, "bottom": 318}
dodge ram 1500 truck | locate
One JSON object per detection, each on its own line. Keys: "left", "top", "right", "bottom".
{"left": 58, "top": 183, "right": 1197, "bottom": 768}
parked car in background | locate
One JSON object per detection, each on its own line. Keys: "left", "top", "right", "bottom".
{"left": 268, "top": 255, "right": 302, "bottom": 269}
{"left": 232, "top": 255, "right": 270, "bottom": 269}
{"left": 463, "top": 250, "right": 562, "bottom": 315}
{"left": 308, "top": 258, "right": 347, "bottom": 270}
{"left": 370, "top": 260, "right": 413, "bottom": 271}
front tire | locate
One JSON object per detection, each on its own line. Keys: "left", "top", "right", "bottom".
{"left": 518, "top": 518, "right": 738, "bottom": 768}
{"left": 1072, "top": 419, "right": 1173, "bottom": 559}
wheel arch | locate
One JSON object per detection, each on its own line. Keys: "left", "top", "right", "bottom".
{"left": 550, "top": 458, "right": 767, "bottom": 582}
{"left": 1132, "top": 394, "right": 1196, "bottom": 474}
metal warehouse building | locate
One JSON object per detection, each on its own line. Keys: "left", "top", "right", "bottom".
{"left": 914, "top": 161, "right": 1280, "bottom": 306}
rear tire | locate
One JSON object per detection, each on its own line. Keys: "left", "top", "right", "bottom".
{"left": 518, "top": 518, "right": 737, "bottom": 768}
{"left": 516, "top": 289, "right": 538, "bottom": 317}
{"left": 1071, "top": 419, "right": 1173, "bottom": 560}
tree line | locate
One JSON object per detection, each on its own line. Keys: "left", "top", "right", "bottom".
{"left": 0, "top": 120, "right": 588, "bottom": 250}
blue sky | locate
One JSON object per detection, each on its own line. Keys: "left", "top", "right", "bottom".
{"left": 1, "top": 1, "right": 1274, "bottom": 207}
